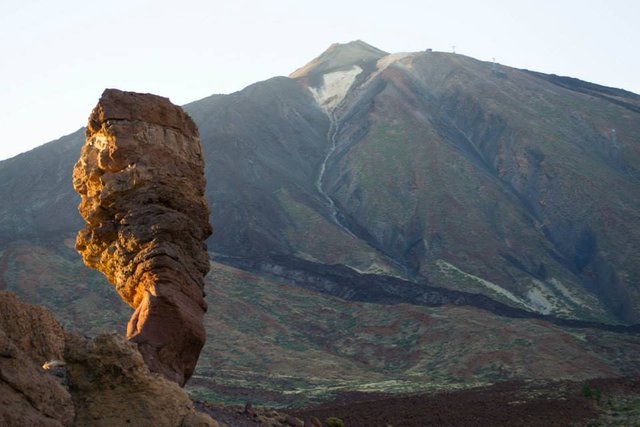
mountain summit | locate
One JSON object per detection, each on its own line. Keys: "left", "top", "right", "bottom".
{"left": 290, "top": 40, "right": 390, "bottom": 113}
{"left": 289, "top": 40, "right": 387, "bottom": 79}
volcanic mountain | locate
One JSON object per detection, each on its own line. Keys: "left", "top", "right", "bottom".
{"left": 1, "top": 40, "right": 640, "bottom": 404}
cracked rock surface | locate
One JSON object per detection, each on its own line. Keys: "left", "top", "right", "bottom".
{"left": 73, "top": 89, "right": 212, "bottom": 386}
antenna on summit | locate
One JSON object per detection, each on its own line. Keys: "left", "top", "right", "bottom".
{"left": 492, "top": 57, "right": 497, "bottom": 72}
{"left": 452, "top": 45, "right": 456, "bottom": 54}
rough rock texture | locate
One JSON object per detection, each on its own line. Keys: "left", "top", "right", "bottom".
{"left": 0, "top": 291, "right": 218, "bottom": 427}
{"left": 64, "top": 333, "right": 217, "bottom": 427}
{"left": 72, "top": 89, "right": 212, "bottom": 386}
{"left": 0, "top": 291, "right": 74, "bottom": 427}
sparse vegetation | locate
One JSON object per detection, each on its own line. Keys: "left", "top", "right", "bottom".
{"left": 325, "top": 416, "right": 345, "bottom": 427}
{"left": 582, "top": 383, "right": 602, "bottom": 402}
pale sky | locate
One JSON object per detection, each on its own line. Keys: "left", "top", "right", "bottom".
{"left": 0, "top": 0, "right": 638, "bottom": 161}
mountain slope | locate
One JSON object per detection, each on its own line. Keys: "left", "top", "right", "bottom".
{"left": 3, "top": 240, "right": 640, "bottom": 407}
{"left": 183, "top": 76, "right": 396, "bottom": 273}
{"left": 0, "top": 128, "right": 84, "bottom": 244}
{"left": 0, "top": 40, "right": 639, "bottom": 326}
{"left": 1, "top": 40, "right": 640, "bottom": 406}
{"left": 292, "top": 44, "right": 640, "bottom": 322}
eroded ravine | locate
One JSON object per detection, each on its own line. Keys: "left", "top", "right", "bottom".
{"left": 315, "top": 110, "right": 358, "bottom": 239}
{"left": 315, "top": 111, "right": 339, "bottom": 221}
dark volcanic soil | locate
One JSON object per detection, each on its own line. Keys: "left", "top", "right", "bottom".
{"left": 194, "top": 377, "right": 640, "bottom": 426}
{"left": 289, "top": 380, "right": 602, "bottom": 427}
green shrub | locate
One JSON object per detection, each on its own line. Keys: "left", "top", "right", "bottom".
{"left": 582, "top": 383, "right": 593, "bottom": 398}
{"left": 582, "top": 383, "right": 602, "bottom": 401}
{"left": 326, "top": 416, "right": 345, "bottom": 427}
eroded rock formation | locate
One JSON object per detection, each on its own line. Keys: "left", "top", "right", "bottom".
{"left": 0, "top": 291, "right": 218, "bottom": 426}
{"left": 72, "top": 89, "right": 212, "bottom": 386}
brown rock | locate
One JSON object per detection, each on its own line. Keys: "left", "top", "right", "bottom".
{"left": 0, "top": 291, "right": 220, "bottom": 427}
{"left": 0, "top": 291, "right": 74, "bottom": 426}
{"left": 181, "top": 412, "right": 220, "bottom": 427}
{"left": 285, "top": 415, "right": 305, "bottom": 427}
{"left": 64, "top": 332, "right": 209, "bottom": 427}
{"left": 0, "top": 291, "right": 66, "bottom": 362}
{"left": 244, "top": 401, "right": 256, "bottom": 417}
{"left": 72, "top": 89, "right": 212, "bottom": 386}
{"left": 305, "top": 417, "right": 323, "bottom": 427}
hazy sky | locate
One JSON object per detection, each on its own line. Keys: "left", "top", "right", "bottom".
{"left": 0, "top": 0, "right": 638, "bottom": 161}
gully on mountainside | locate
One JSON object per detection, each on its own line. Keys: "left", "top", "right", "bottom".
{"left": 315, "top": 109, "right": 357, "bottom": 239}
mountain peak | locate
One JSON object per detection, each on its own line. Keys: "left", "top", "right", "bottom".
{"left": 290, "top": 40, "right": 388, "bottom": 79}
{"left": 327, "top": 39, "right": 387, "bottom": 56}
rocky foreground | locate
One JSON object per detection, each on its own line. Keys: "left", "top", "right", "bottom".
{"left": 4, "top": 286, "right": 639, "bottom": 426}
{"left": 0, "top": 291, "right": 217, "bottom": 426}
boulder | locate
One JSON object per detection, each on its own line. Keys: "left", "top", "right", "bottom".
{"left": 64, "top": 332, "right": 214, "bottom": 427}
{"left": 0, "top": 291, "right": 74, "bottom": 426}
{"left": 0, "top": 291, "right": 218, "bottom": 426}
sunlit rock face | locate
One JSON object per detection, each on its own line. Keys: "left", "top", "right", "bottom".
{"left": 72, "top": 89, "right": 212, "bottom": 386}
